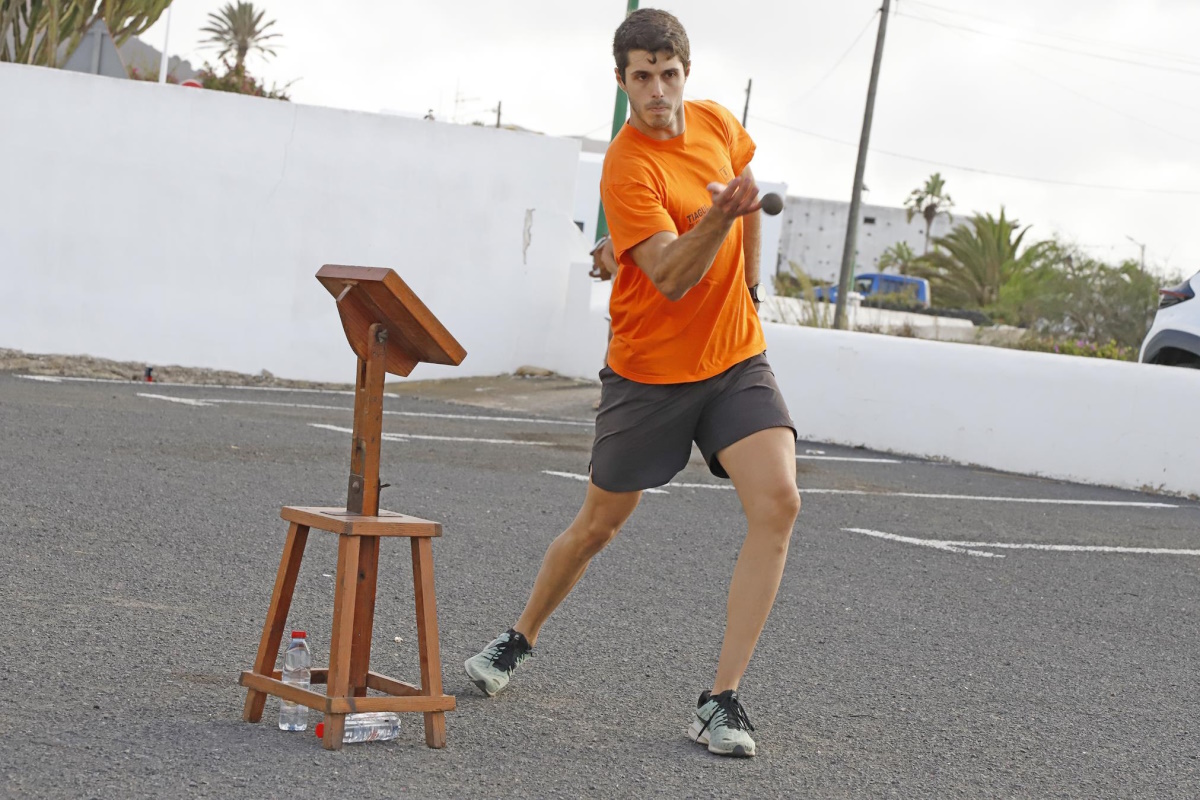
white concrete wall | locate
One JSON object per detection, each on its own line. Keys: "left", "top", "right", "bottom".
{"left": 0, "top": 63, "right": 585, "bottom": 383}
{"left": 763, "top": 323, "right": 1200, "bottom": 497}
{"left": 760, "top": 295, "right": 977, "bottom": 340}
{"left": 3, "top": 64, "right": 1195, "bottom": 498}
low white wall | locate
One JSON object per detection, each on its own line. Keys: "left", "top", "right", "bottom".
{"left": 760, "top": 295, "right": 977, "bottom": 341}
{"left": 764, "top": 323, "right": 1200, "bottom": 497}
{"left": 0, "top": 63, "right": 586, "bottom": 383}
{"left": 3, "top": 64, "right": 1195, "bottom": 498}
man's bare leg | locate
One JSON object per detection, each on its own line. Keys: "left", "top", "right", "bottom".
{"left": 514, "top": 480, "right": 641, "bottom": 645}
{"left": 711, "top": 427, "right": 800, "bottom": 693}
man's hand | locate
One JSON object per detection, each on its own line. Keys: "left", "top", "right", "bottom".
{"left": 589, "top": 236, "right": 618, "bottom": 281}
{"left": 706, "top": 174, "right": 762, "bottom": 224}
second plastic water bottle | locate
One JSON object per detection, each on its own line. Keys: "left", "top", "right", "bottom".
{"left": 278, "top": 631, "right": 311, "bottom": 731}
{"left": 315, "top": 712, "right": 402, "bottom": 743}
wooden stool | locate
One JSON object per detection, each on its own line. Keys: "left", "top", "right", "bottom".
{"left": 238, "top": 265, "right": 467, "bottom": 750}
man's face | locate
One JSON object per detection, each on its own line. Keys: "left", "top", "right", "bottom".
{"left": 616, "top": 50, "right": 688, "bottom": 139}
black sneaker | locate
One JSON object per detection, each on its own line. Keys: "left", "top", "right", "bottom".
{"left": 463, "top": 628, "right": 533, "bottom": 696}
{"left": 687, "top": 689, "right": 757, "bottom": 757}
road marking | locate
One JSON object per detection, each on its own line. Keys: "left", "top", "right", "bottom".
{"left": 812, "top": 490, "right": 1179, "bottom": 508}
{"left": 18, "top": 374, "right": 394, "bottom": 397}
{"left": 312, "top": 423, "right": 554, "bottom": 447}
{"left": 203, "top": 398, "right": 591, "bottom": 427}
{"left": 137, "top": 392, "right": 216, "bottom": 407}
{"left": 845, "top": 527, "right": 1200, "bottom": 557}
{"left": 541, "top": 470, "right": 669, "bottom": 494}
{"left": 542, "top": 472, "right": 1179, "bottom": 508}
{"left": 798, "top": 455, "right": 902, "bottom": 463}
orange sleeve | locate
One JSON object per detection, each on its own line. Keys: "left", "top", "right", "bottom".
{"left": 601, "top": 179, "right": 679, "bottom": 265}
{"left": 707, "top": 101, "right": 756, "bottom": 175}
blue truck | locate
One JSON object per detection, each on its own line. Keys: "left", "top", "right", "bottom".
{"left": 813, "top": 273, "right": 931, "bottom": 307}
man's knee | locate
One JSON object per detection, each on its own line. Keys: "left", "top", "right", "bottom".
{"left": 572, "top": 516, "right": 622, "bottom": 557}
{"left": 746, "top": 482, "right": 801, "bottom": 531}
{"left": 568, "top": 489, "right": 638, "bottom": 557}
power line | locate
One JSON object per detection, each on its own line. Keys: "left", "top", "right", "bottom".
{"left": 897, "top": 10, "right": 1200, "bottom": 77}
{"left": 903, "top": 0, "right": 1200, "bottom": 69}
{"left": 788, "top": 9, "right": 880, "bottom": 108}
{"left": 749, "top": 115, "right": 1200, "bottom": 195}
{"left": 1007, "top": 34, "right": 1200, "bottom": 117}
{"left": 580, "top": 121, "right": 611, "bottom": 138}
{"left": 894, "top": 12, "right": 1200, "bottom": 146}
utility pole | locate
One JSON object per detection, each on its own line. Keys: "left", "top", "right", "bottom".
{"left": 494, "top": 100, "right": 502, "bottom": 128}
{"left": 833, "top": 1, "right": 890, "bottom": 330}
{"left": 742, "top": 78, "right": 752, "bottom": 127}
{"left": 595, "top": 0, "right": 639, "bottom": 243}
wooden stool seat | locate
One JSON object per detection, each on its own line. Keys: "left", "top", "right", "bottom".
{"left": 282, "top": 506, "right": 441, "bottom": 537}
{"left": 238, "top": 265, "right": 467, "bottom": 751}
{"left": 239, "top": 506, "right": 454, "bottom": 749}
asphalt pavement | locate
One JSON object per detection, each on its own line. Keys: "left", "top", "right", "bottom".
{"left": 2, "top": 371, "right": 1198, "bottom": 799}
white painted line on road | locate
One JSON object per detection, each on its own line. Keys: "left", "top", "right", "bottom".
{"left": 312, "top": 423, "right": 554, "bottom": 447}
{"left": 813, "top": 490, "right": 1179, "bottom": 508}
{"left": 137, "top": 392, "right": 216, "bottom": 407}
{"left": 798, "top": 455, "right": 902, "bottom": 463}
{"left": 542, "top": 472, "right": 1179, "bottom": 508}
{"left": 845, "top": 527, "right": 1200, "bottom": 557}
{"left": 541, "top": 470, "right": 670, "bottom": 494}
{"left": 845, "top": 528, "right": 1004, "bottom": 558}
{"left": 204, "top": 398, "right": 591, "bottom": 426}
{"left": 18, "top": 374, "right": 394, "bottom": 397}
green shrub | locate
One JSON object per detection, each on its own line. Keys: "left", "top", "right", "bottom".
{"left": 1011, "top": 335, "right": 1137, "bottom": 361}
{"left": 195, "top": 59, "right": 291, "bottom": 100}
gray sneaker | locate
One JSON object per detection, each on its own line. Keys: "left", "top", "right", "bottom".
{"left": 464, "top": 628, "right": 533, "bottom": 697}
{"left": 687, "top": 689, "right": 757, "bottom": 757}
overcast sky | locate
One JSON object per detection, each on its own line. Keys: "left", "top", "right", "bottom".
{"left": 143, "top": 0, "right": 1200, "bottom": 278}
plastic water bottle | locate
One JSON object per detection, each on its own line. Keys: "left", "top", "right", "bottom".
{"left": 278, "top": 631, "right": 311, "bottom": 731}
{"left": 314, "top": 712, "right": 401, "bottom": 744}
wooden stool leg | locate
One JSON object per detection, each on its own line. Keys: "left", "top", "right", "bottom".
{"left": 348, "top": 536, "right": 380, "bottom": 697}
{"left": 411, "top": 537, "right": 447, "bottom": 748}
{"left": 243, "top": 522, "right": 309, "bottom": 723}
{"left": 322, "top": 533, "right": 362, "bottom": 750}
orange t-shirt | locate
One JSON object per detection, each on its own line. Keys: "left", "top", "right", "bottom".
{"left": 600, "top": 99, "right": 765, "bottom": 384}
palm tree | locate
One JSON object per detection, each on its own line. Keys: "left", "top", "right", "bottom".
{"left": 199, "top": 1, "right": 280, "bottom": 74}
{"left": 904, "top": 172, "right": 954, "bottom": 254}
{"left": 877, "top": 241, "right": 916, "bottom": 275}
{"left": 910, "top": 209, "right": 1052, "bottom": 308}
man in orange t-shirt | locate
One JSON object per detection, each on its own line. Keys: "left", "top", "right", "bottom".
{"left": 466, "top": 9, "right": 800, "bottom": 758}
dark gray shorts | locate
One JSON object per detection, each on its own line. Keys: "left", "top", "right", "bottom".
{"left": 590, "top": 353, "right": 797, "bottom": 493}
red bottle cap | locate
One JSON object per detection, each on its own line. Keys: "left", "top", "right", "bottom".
{"left": 291, "top": 631, "right": 306, "bottom": 638}
{"left": 315, "top": 722, "right": 324, "bottom": 738}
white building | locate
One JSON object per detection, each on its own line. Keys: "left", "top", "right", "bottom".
{"left": 777, "top": 195, "right": 955, "bottom": 284}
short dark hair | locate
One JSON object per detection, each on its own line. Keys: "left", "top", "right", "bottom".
{"left": 612, "top": 8, "right": 690, "bottom": 82}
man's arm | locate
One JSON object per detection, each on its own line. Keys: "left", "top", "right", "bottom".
{"left": 628, "top": 170, "right": 761, "bottom": 302}
{"left": 742, "top": 168, "right": 761, "bottom": 293}
{"left": 589, "top": 236, "right": 618, "bottom": 281}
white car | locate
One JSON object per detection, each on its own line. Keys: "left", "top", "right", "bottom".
{"left": 1140, "top": 269, "right": 1200, "bottom": 369}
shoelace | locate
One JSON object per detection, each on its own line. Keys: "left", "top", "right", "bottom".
{"left": 707, "top": 691, "right": 755, "bottom": 733}
{"left": 486, "top": 631, "right": 531, "bottom": 674}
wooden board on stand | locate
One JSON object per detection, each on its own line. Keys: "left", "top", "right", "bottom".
{"left": 239, "top": 265, "right": 466, "bottom": 750}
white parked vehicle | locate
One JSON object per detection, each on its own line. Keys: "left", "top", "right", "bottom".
{"left": 1140, "top": 270, "right": 1200, "bottom": 369}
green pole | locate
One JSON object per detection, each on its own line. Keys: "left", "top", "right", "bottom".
{"left": 595, "top": 0, "right": 638, "bottom": 243}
